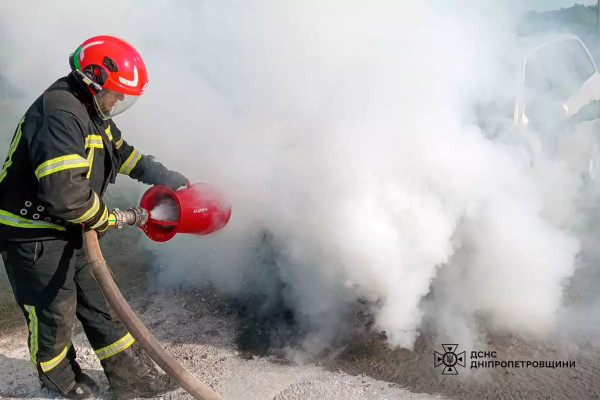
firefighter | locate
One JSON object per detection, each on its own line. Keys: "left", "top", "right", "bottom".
{"left": 0, "top": 36, "right": 187, "bottom": 399}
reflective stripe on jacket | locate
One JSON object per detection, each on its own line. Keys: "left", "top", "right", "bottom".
{"left": 0, "top": 73, "right": 174, "bottom": 241}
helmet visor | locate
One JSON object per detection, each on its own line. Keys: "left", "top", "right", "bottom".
{"left": 93, "top": 89, "right": 139, "bottom": 120}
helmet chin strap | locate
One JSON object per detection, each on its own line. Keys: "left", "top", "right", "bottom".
{"left": 92, "top": 95, "right": 110, "bottom": 121}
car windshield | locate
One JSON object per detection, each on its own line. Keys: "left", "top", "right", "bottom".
{"left": 524, "top": 39, "right": 595, "bottom": 104}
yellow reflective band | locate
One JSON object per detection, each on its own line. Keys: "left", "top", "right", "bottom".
{"left": 90, "top": 206, "right": 108, "bottom": 229}
{"left": 68, "top": 193, "right": 99, "bottom": 224}
{"left": 95, "top": 333, "right": 135, "bottom": 361}
{"left": 86, "top": 148, "right": 95, "bottom": 179}
{"left": 115, "top": 137, "right": 124, "bottom": 149}
{"left": 35, "top": 154, "right": 89, "bottom": 180}
{"left": 118, "top": 149, "right": 141, "bottom": 175}
{"left": 0, "top": 209, "right": 66, "bottom": 230}
{"left": 0, "top": 117, "right": 25, "bottom": 184}
{"left": 97, "top": 223, "right": 109, "bottom": 233}
{"left": 105, "top": 125, "right": 113, "bottom": 141}
{"left": 40, "top": 342, "right": 72, "bottom": 372}
{"left": 24, "top": 305, "right": 39, "bottom": 364}
{"left": 85, "top": 135, "right": 103, "bottom": 149}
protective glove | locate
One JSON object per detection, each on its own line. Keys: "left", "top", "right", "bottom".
{"left": 84, "top": 202, "right": 110, "bottom": 239}
{"left": 163, "top": 170, "right": 188, "bottom": 191}
{"left": 95, "top": 220, "right": 110, "bottom": 239}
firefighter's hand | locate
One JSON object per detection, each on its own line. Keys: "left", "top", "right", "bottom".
{"left": 95, "top": 219, "right": 110, "bottom": 239}
{"left": 163, "top": 170, "right": 188, "bottom": 190}
{"left": 84, "top": 202, "right": 111, "bottom": 239}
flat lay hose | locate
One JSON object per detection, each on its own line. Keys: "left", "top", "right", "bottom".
{"left": 82, "top": 228, "right": 225, "bottom": 400}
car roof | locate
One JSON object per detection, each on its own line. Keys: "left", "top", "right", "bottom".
{"left": 516, "top": 32, "right": 584, "bottom": 59}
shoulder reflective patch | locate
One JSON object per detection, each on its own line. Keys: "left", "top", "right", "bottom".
{"left": 35, "top": 155, "right": 89, "bottom": 180}
{"left": 115, "top": 137, "right": 124, "bottom": 149}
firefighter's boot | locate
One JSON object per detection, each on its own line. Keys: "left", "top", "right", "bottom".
{"left": 40, "top": 371, "right": 100, "bottom": 400}
{"left": 102, "top": 342, "right": 179, "bottom": 399}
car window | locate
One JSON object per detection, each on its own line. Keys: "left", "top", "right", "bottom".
{"left": 524, "top": 39, "right": 595, "bottom": 104}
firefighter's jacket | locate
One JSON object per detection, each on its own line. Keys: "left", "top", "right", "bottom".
{"left": 0, "top": 73, "right": 177, "bottom": 241}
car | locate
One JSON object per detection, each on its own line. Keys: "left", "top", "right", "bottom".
{"left": 514, "top": 33, "right": 600, "bottom": 182}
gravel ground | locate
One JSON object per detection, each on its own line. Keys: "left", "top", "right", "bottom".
{"left": 0, "top": 291, "right": 444, "bottom": 400}
{"left": 2, "top": 233, "right": 600, "bottom": 400}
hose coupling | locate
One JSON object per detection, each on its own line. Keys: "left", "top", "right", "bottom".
{"left": 112, "top": 207, "right": 149, "bottom": 228}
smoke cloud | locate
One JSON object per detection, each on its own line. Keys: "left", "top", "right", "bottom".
{"left": 0, "top": 1, "right": 595, "bottom": 355}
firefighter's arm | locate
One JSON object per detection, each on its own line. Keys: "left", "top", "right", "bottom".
{"left": 30, "top": 112, "right": 109, "bottom": 233}
{"left": 111, "top": 122, "right": 188, "bottom": 190}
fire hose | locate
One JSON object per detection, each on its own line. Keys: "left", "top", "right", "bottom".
{"left": 83, "top": 206, "right": 225, "bottom": 400}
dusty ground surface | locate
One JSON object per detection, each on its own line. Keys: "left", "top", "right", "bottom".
{"left": 2, "top": 283, "right": 599, "bottom": 400}
{"left": 329, "top": 327, "right": 600, "bottom": 400}
{"left": 0, "top": 289, "right": 444, "bottom": 400}
{"left": 1, "top": 213, "right": 600, "bottom": 400}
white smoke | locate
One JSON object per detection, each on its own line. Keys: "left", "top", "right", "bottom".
{"left": 0, "top": 0, "right": 589, "bottom": 354}
{"left": 150, "top": 198, "right": 178, "bottom": 222}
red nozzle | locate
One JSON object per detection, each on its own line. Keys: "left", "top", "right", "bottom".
{"left": 139, "top": 183, "right": 231, "bottom": 242}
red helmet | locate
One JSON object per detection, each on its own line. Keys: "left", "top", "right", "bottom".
{"left": 69, "top": 35, "right": 149, "bottom": 119}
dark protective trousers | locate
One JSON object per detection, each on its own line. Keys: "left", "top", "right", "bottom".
{"left": 0, "top": 238, "right": 136, "bottom": 394}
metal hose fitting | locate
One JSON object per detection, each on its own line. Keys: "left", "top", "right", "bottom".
{"left": 112, "top": 207, "right": 149, "bottom": 228}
